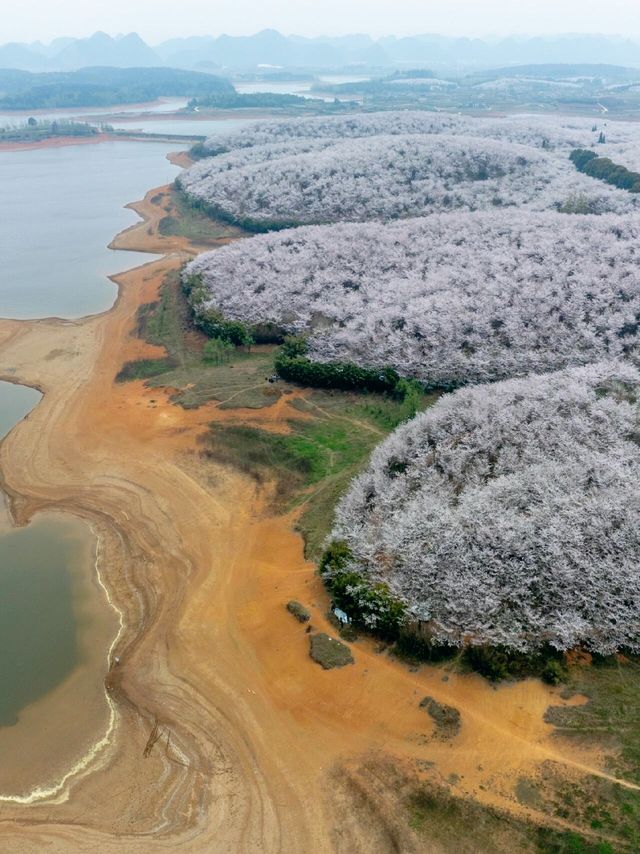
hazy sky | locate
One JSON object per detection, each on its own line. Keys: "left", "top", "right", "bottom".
{"left": 7, "top": 0, "right": 640, "bottom": 44}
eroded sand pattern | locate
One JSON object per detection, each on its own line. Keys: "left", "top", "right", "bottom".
{"left": 0, "top": 166, "right": 633, "bottom": 852}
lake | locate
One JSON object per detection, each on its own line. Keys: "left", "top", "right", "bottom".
{"left": 110, "top": 115, "right": 258, "bottom": 138}
{"left": 0, "top": 133, "right": 185, "bottom": 796}
{"left": 0, "top": 97, "right": 190, "bottom": 127}
{"left": 0, "top": 141, "right": 182, "bottom": 319}
{"left": 0, "top": 380, "right": 119, "bottom": 798}
{"left": 235, "top": 75, "right": 369, "bottom": 101}
{"left": 0, "top": 380, "right": 41, "bottom": 440}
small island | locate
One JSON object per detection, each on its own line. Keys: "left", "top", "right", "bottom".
{"left": 0, "top": 117, "right": 107, "bottom": 144}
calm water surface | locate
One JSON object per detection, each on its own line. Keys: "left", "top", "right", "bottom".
{"left": 0, "top": 381, "right": 41, "bottom": 439}
{"left": 235, "top": 75, "right": 369, "bottom": 101}
{"left": 0, "top": 141, "right": 182, "bottom": 318}
{"left": 110, "top": 116, "right": 257, "bottom": 137}
{"left": 0, "top": 495, "right": 91, "bottom": 727}
{"left": 0, "top": 98, "right": 190, "bottom": 127}
{"left": 0, "top": 381, "right": 104, "bottom": 729}
{"left": 0, "top": 133, "right": 173, "bottom": 762}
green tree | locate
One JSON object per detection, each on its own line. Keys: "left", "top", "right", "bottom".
{"left": 203, "top": 338, "right": 234, "bottom": 365}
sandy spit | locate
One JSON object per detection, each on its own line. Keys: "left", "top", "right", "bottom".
{"left": 0, "top": 134, "right": 114, "bottom": 152}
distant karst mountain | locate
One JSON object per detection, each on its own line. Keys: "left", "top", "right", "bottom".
{"left": 1, "top": 30, "right": 639, "bottom": 73}
{"left": 0, "top": 32, "right": 161, "bottom": 72}
{"left": 53, "top": 32, "right": 162, "bottom": 70}
{"left": 0, "top": 43, "right": 49, "bottom": 71}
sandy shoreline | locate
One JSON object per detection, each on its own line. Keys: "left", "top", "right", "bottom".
{"left": 0, "top": 134, "right": 115, "bottom": 152}
{"left": 0, "top": 160, "right": 628, "bottom": 850}
{"left": 0, "top": 134, "right": 203, "bottom": 153}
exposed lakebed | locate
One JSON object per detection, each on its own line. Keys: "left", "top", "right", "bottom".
{"left": 0, "top": 134, "right": 186, "bottom": 795}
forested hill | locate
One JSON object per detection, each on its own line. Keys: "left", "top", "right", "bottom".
{"left": 0, "top": 67, "right": 234, "bottom": 110}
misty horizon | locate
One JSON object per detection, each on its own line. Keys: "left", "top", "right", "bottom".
{"left": 5, "top": 27, "right": 640, "bottom": 76}
{"left": 9, "top": 28, "right": 640, "bottom": 48}
{"left": 5, "top": 0, "right": 640, "bottom": 45}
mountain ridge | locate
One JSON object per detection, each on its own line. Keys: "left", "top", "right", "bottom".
{"left": 1, "top": 30, "right": 639, "bottom": 73}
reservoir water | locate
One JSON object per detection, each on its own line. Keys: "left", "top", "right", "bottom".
{"left": 0, "top": 380, "right": 119, "bottom": 797}
{"left": 0, "top": 495, "right": 88, "bottom": 728}
{"left": 0, "top": 133, "right": 183, "bottom": 795}
{"left": 0, "top": 97, "right": 190, "bottom": 127}
{"left": 110, "top": 115, "right": 257, "bottom": 138}
{"left": 0, "top": 381, "right": 41, "bottom": 440}
{"left": 0, "top": 141, "right": 181, "bottom": 319}
{"left": 235, "top": 74, "right": 369, "bottom": 101}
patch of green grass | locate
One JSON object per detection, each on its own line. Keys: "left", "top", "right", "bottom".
{"left": 406, "top": 782, "right": 607, "bottom": 853}
{"left": 158, "top": 187, "right": 241, "bottom": 245}
{"left": 534, "top": 829, "right": 614, "bottom": 854}
{"left": 523, "top": 763, "right": 640, "bottom": 851}
{"left": 290, "top": 384, "right": 434, "bottom": 432}
{"left": 126, "top": 271, "right": 283, "bottom": 408}
{"left": 533, "top": 659, "right": 640, "bottom": 849}
{"left": 150, "top": 348, "right": 281, "bottom": 409}
{"left": 545, "top": 657, "right": 640, "bottom": 785}
{"left": 141, "top": 284, "right": 188, "bottom": 360}
{"left": 201, "top": 420, "right": 340, "bottom": 518}
{"left": 202, "top": 386, "right": 432, "bottom": 557}
{"left": 135, "top": 270, "right": 191, "bottom": 364}
{"left": 115, "top": 357, "right": 176, "bottom": 383}
{"left": 115, "top": 271, "right": 194, "bottom": 384}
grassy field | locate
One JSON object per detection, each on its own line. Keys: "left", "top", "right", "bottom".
{"left": 118, "top": 270, "right": 434, "bottom": 555}
{"left": 336, "top": 757, "right": 615, "bottom": 854}
{"left": 154, "top": 186, "right": 242, "bottom": 246}
{"left": 202, "top": 384, "right": 432, "bottom": 557}
{"left": 546, "top": 657, "right": 640, "bottom": 786}
{"left": 406, "top": 782, "right": 614, "bottom": 853}
{"left": 527, "top": 656, "right": 640, "bottom": 850}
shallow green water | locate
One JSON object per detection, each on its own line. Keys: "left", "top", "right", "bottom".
{"left": 0, "top": 500, "right": 91, "bottom": 727}
{"left": 0, "top": 381, "right": 41, "bottom": 440}
{"left": 0, "top": 381, "right": 97, "bottom": 728}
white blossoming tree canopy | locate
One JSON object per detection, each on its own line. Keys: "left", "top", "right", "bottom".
{"left": 197, "top": 111, "right": 640, "bottom": 169}
{"left": 185, "top": 211, "right": 640, "bottom": 386}
{"left": 199, "top": 112, "right": 474, "bottom": 154}
{"left": 330, "top": 361, "right": 640, "bottom": 653}
{"left": 181, "top": 110, "right": 640, "bottom": 658}
{"left": 178, "top": 112, "right": 639, "bottom": 228}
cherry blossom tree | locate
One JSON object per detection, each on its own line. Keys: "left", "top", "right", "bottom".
{"left": 186, "top": 210, "right": 640, "bottom": 386}
{"left": 331, "top": 361, "right": 640, "bottom": 653}
{"left": 180, "top": 132, "right": 634, "bottom": 227}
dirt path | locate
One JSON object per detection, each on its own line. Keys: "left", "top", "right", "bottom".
{"left": 0, "top": 180, "right": 625, "bottom": 852}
